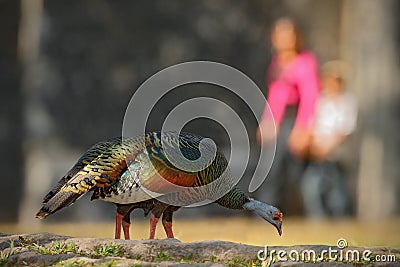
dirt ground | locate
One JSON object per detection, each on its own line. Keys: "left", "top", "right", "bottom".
{"left": 3, "top": 217, "right": 400, "bottom": 247}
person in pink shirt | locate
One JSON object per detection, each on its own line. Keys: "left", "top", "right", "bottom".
{"left": 258, "top": 17, "right": 320, "bottom": 158}
{"left": 257, "top": 17, "right": 320, "bottom": 208}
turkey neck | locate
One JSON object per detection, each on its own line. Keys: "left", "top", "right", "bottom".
{"left": 215, "top": 187, "right": 249, "bottom": 210}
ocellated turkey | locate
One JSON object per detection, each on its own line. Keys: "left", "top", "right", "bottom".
{"left": 36, "top": 131, "right": 283, "bottom": 239}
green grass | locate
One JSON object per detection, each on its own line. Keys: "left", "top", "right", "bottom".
{"left": 92, "top": 243, "right": 125, "bottom": 258}
{"left": 227, "top": 257, "right": 264, "bottom": 267}
{"left": 55, "top": 259, "right": 119, "bottom": 267}
{"left": 201, "top": 256, "right": 263, "bottom": 267}
{"left": 178, "top": 252, "right": 193, "bottom": 262}
{"left": 52, "top": 241, "right": 78, "bottom": 254}
{"left": 55, "top": 259, "right": 88, "bottom": 267}
{"left": 154, "top": 248, "right": 169, "bottom": 262}
{"left": 209, "top": 255, "right": 217, "bottom": 263}
{"left": 25, "top": 241, "right": 125, "bottom": 259}
{"left": 0, "top": 240, "right": 18, "bottom": 267}
{"left": 93, "top": 260, "right": 119, "bottom": 267}
{"left": 227, "top": 256, "right": 246, "bottom": 266}
{"left": 27, "top": 241, "right": 78, "bottom": 255}
{"left": 249, "top": 259, "right": 263, "bottom": 267}
{"left": 27, "top": 243, "right": 51, "bottom": 254}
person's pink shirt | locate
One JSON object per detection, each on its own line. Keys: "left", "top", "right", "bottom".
{"left": 262, "top": 51, "right": 320, "bottom": 131}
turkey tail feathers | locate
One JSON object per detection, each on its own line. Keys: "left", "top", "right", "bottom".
{"left": 40, "top": 138, "right": 121, "bottom": 205}
{"left": 41, "top": 173, "right": 75, "bottom": 204}
{"left": 36, "top": 190, "right": 82, "bottom": 219}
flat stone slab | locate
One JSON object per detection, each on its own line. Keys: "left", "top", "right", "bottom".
{"left": 0, "top": 232, "right": 398, "bottom": 266}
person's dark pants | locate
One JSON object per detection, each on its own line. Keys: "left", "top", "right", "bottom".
{"left": 301, "top": 161, "right": 350, "bottom": 217}
{"left": 255, "top": 113, "right": 305, "bottom": 208}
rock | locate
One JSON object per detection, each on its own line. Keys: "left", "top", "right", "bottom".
{"left": 0, "top": 233, "right": 398, "bottom": 266}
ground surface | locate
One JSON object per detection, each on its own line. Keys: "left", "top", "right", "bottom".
{"left": 0, "top": 232, "right": 399, "bottom": 266}
{"left": 1, "top": 218, "right": 399, "bottom": 266}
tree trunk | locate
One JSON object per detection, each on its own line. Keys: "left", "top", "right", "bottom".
{"left": 340, "top": 0, "right": 400, "bottom": 218}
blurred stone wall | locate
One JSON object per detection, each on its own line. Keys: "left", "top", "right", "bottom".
{"left": 0, "top": 0, "right": 397, "bottom": 223}
{"left": 18, "top": 0, "right": 310, "bottom": 222}
{"left": 0, "top": 0, "right": 23, "bottom": 222}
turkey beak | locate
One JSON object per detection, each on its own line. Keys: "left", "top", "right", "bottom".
{"left": 273, "top": 212, "right": 283, "bottom": 236}
{"left": 275, "top": 220, "right": 282, "bottom": 236}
